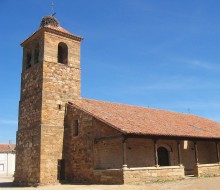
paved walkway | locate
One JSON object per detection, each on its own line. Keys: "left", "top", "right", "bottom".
{"left": 1, "top": 176, "right": 220, "bottom": 190}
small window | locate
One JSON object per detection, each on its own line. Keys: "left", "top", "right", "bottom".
{"left": 26, "top": 49, "right": 32, "bottom": 69}
{"left": 34, "top": 43, "right": 39, "bottom": 64}
{"left": 58, "top": 42, "right": 68, "bottom": 64}
{"left": 73, "top": 120, "right": 79, "bottom": 136}
{"left": 58, "top": 104, "right": 62, "bottom": 110}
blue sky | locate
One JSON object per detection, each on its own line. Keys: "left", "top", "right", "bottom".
{"left": 0, "top": 0, "right": 220, "bottom": 143}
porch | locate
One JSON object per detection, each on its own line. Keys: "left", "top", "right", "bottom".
{"left": 93, "top": 135, "right": 220, "bottom": 184}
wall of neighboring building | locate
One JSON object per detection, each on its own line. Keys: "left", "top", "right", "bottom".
{"left": 0, "top": 152, "right": 15, "bottom": 176}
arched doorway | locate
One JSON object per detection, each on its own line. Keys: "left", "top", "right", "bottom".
{"left": 158, "top": 147, "right": 169, "bottom": 166}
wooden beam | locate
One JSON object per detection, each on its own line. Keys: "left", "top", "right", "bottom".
{"left": 94, "top": 134, "right": 123, "bottom": 143}
{"left": 122, "top": 136, "right": 127, "bottom": 169}
{"left": 153, "top": 139, "right": 159, "bottom": 167}
{"left": 125, "top": 134, "right": 220, "bottom": 142}
{"left": 216, "top": 142, "right": 220, "bottom": 164}
{"left": 194, "top": 141, "right": 199, "bottom": 165}
{"left": 177, "top": 140, "right": 182, "bottom": 166}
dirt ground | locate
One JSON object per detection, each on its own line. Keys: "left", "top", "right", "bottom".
{"left": 1, "top": 176, "right": 220, "bottom": 190}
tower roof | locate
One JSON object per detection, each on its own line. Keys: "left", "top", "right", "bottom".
{"left": 21, "top": 16, "right": 83, "bottom": 46}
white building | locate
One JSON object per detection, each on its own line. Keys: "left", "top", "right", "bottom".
{"left": 0, "top": 142, "right": 15, "bottom": 176}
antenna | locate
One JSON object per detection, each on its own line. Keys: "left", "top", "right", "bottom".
{"left": 51, "top": 0, "right": 56, "bottom": 16}
{"left": 187, "top": 108, "right": 191, "bottom": 114}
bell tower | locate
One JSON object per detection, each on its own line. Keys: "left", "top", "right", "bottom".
{"left": 15, "top": 16, "right": 83, "bottom": 185}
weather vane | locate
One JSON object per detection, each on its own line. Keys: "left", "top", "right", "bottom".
{"left": 51, "top": 0, "right": 56, "bottom": 16}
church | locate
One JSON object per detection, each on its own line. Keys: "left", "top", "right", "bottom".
{"left": 15, "top": 15, "right": 220, "bottom": 186}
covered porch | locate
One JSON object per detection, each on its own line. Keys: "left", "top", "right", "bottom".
{"left": 93, "top": 135, "right": 220, "bottom": 184}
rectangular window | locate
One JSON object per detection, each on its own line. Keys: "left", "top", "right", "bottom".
{"left": 184, "top": 140, "right": 188, "bottom": 149}
{"left": 73, "top": 120, "right": 79, "bottom": 137}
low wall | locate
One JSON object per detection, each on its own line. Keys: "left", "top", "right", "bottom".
{"left": 123, "top": 166, "right": 184, "bottom": 184}
{"left": 194, "top": 164, "right": 220, "bottom": 177}
{"left": 93, "top": 169, "right": 123, "bottom": 184}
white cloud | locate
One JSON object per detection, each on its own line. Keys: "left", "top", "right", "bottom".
{"left": 185, "top": 59, "right": 220, "bottom": 71}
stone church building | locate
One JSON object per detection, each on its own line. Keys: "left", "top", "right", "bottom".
{"left": 15, "top": 16, "right": 220, "bottom": 186}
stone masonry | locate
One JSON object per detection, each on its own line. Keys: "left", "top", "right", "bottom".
{"left": 15, "top": 16, "right": 83, "bottom": 186}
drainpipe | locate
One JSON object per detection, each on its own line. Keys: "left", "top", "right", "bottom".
{"left": 7, "top": 152, "right": 9, "bottom": 176}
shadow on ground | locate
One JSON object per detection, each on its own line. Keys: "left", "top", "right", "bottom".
{"left": 0, "top": 182, "right": 16, "bottom": 188}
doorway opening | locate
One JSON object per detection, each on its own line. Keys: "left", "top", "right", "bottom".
{"left": 158, "top": 147, "right": 169, "bottom": 166}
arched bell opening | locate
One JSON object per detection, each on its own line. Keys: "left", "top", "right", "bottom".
{"left": 58, "top": 42, "right": 68, "bottom": 64}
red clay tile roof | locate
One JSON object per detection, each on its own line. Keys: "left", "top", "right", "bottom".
{"left": 70, "top": 99, "right": 220, "bottom": 139}
{"left": 43, "top": 25, "right": 73, "bottom": 35}
{"left": 0, "top": 144, "right": 16, "bottom": 153}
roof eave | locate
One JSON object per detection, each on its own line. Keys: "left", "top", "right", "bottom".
{"left": 21, "top": 26, "right": 83, "bottom": 47}
{"left": 125, "top": 133, "right": 220, "bottom": 141}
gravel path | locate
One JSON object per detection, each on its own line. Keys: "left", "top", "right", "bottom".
{"left": 1, "top": 176, "right": 220, "bottom": 190}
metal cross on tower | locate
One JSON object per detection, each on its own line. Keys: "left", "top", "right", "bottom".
{"left": 51, "top": 0, "right": 56, "bottom": 16}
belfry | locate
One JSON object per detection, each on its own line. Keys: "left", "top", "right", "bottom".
{"left": 15, "top": 15, "right": 83, "bottom": 185}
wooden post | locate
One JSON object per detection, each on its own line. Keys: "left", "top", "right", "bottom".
{"left": 153, "top": 139, "right": 159, "bottom": 167}
{"left": 194, "top": 141, "right": 199, "bottom": 165}
{"left": 216, "top": 142, "right": 220, "bottom": 164}
{"left": 177, "top": 140, "right": 182, "bottom": 166}
{"left": 122, "top": 137, "right": 127, "bottom": 169}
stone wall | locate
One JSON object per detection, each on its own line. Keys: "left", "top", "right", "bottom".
{"left": 123, "top": 166, "right": 185, "bottom": 184}
{"left": 195, "top": 164, "right": 220, "bottom": 177}
{"left": 16, "top": 62, "right": 43, "bottom": 185}
{"left": 94, "top": 139, "right": 122, "bottom": 169}
{"left": 197, "top": 141, "right": 217, "bottom": 164}
{"left": 63, "top": 104, "right": 122, "bottom": 183}
{"left": 15, "top": 126, "right": 41, "bottom": 186}
{"left": 40, "top": 125, "right": 64, "bottom": 184}
{"left": 39, "top": 31, "right": 81, "bottom": 184}
{"left": 63, "top": 104, "right": 94, "bottom": 183}
{"left": 18, "top": 63, "right": 43, "bottom": 130}
{"left": 93, "top": 170, "right": 123, "bottom": 184}
{"left": 42, "top": 61, "right": 80, "bottom": 126}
